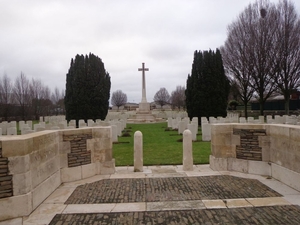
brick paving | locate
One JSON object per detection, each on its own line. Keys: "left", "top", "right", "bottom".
{"left": 49, "top": 205, "right": 300, "bottom": 225}
{"left": 65, "top": 175, "right": 281, "bottom": 204}
{"left": 47, "top": 175, "right": 300, "bottom": 224}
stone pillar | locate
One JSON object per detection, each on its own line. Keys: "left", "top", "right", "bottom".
{"left": 134, "top": 131, "right": 143, "bottom": 172}
{"left": 183, "top": 129, "right": 193, "bottom": 171}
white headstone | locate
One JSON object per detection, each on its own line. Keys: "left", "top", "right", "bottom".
{"left": 7, "top": 127, "right": 17, "bottom": 135}
{"left": 247, "top": 117, "right": 254, "bottom": 123}
{"left": 111, "top": 125, "right": 118, "bottom": 143}
{"left": 178, "top": 121, "right": 186, "bottom": 134}
{"left": 26, "top": 121, "right": 32, "bottom": 129}
{"left": 167, "top": 117, "right": 172, "bottom": 128}
{"left": 187, "top": 123, "right": 197, "bottom": 141}
{"left": 202, "top": 123, "right": 211, "bottom": 141}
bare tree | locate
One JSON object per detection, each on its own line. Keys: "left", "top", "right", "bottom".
{"left": 51, "top": 87, "right": 65, "bottom": 115}
{"left": 153, "top": 87, "right": 170, "bottom": 108}
{"left": 0, "top": 74, "right": 14, "bottom": 120}
{"left": 222, "top": 0, "right": 280, "bottom": 115}
{"left": 41, "top": 86, "right": 53, "bottom": 116}
{"left": 274, "top": 0, "right": 300, "bottom": 114}
{"left": 170, "top": 86, "right": 186, "bottom": 110}
{"left": 29, "top": 78, "right": 44, "bottom": 120}
{"left": 221, "top": 27, "right": 255, "bottom": 118}
{"left": 111, "top": 90, "right": 127, "bottom": 110}
{"left": 51, "top": 87, "right": 61, "bottom": 104}
{"left": 13, "top": 72, "right": 30, "bottom": 120}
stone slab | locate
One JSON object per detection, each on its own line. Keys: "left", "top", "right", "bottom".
{"left": 246, "top": 197, "right": 291, "bottom": 207}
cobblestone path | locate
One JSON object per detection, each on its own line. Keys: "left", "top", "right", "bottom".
{"left": 65, "top": 175, "right": 281, "bottom": 204}
{"left": 47, "top": 175, "right": 300, "bottom": 224}
{"left": 50, "top": 205, "right": 300, "bottom": 225}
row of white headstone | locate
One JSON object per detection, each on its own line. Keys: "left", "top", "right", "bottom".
{"left": 106, "top": 110, "right": 188, "bottom": 120}
{"left": 201, "top": 114, "right": 300, "bottom": 141}
{"left": 0, "top": 116, "right": 128, "bottom": 143}
{"left": 167, "top": 117, "right": 199, "bottom": 141}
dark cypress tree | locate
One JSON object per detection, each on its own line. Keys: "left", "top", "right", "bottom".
{"left": 65, "top": 53, "right": 111, "bottom": 127}
{"left": 186, "top": 49, "right": 229, "bottom": 123}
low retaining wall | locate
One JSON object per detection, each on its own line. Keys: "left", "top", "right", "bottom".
{"left": 0, "top": 126, "right": 115, "bottom": 222}
{"left": 210, "top": 123, "right": 300, "bottom": 192}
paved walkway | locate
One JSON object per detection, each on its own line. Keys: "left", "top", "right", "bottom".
{"left": 22, "top": 165, "right": 300, "bottom": 225}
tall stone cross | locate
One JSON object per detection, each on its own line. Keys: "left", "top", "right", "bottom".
{"left": 138, "top": 62, "right": 149, "bottom": 103}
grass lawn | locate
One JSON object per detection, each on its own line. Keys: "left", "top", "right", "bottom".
{"left": 113, "top": 122, "right": 211, "bottom": 166}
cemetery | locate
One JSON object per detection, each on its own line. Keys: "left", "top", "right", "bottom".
{"left": 1, "top": 60, "right": 300, "bottom": 222}
{"left": 0, "top": 111, "right": 300, "bottom": 224}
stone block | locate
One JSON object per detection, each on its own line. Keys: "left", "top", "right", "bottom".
{"left": 60, "top": 141, "right": 71, "bottom": 154}
{"left": 272, "top": 163, "right": 300, "bottom": 192}
{"left": 209, "top": 155, "right": 227, "bottom": 171}
{"left": 0, "top": 192, "right": 32, "bottom": 221}
{"left": 139, "top": 102, "right": 150, "bottom": 112}
{"left": 0, "top": 217, "right": 22, "bottom": 225}
{"left": 61, "top": 166, "right": 82, "bottom": 182}
{"left": 12, "top": 170, "right": 31, "bottom": 195}
{"left": 289, "top": 126, "right": 300, "bottom": 141}
{"left": 227, "top": 158, "right": 248, "bottom": 173}
{"left": 29, "top": 144, "right": 59, "bottom": 170}
{"left": 211, "top": 144, "right": 235, "bottom": 158}
{"left": 259, "top": 136, "right": 270, "bottom": 162}
{"left": 59, "top": 153, "right": 68, "bottom": 168}
{"left": 99, "top": 159, "right": 115, "bottom": 175}
{"left": 31, "top": 155, "right": 60, "bottom": 189}
{"left": 82, "top": 163, "right": 96, "bottom": 179}
{"left": 99, "top": 137, "right": 112, "bottom": 150}
{"left": 8, "top": 155, "right": 30, "bottom": 174}
{"left": 269, "top": 124, "right": 290, "bottom": 138}
{"left": 2, "top": 138, "right": 33, "bottom": 157}
{"left": 93, "top": 127, "right": 112, "bottom": 139}
{"left": 248, "top": 161, "right": 271, "bottom": 176}
{"left": 32, "top": 170, "right": 61, "bottom": 209}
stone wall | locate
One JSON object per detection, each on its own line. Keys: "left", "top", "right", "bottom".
{"left": 63, "top": 133, "right": 92, "bottom": 167}
{"left": 0, "top": 144, "right": 13, "bottom": 199}
{"left": 0, "top": 126, "right": 115, "bottom": 222}
{"left": 233, "top": 129, "right": 266, "bottom": 161}
{"left": 210, "top": 123, "right": 300, "bottom": 192}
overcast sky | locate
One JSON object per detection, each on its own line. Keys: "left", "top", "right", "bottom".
{"left": 1, "top": 0, "right": 300, "bottom": 104}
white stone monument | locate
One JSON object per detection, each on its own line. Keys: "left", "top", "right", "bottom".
{"left": 127, "top": 62, "right": 164, "bottom": 123}
{"left": 138, "top": 62, "right": 150, "bottom": 112}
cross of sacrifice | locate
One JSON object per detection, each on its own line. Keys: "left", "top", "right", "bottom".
{"left": 138, "top": 62, "right": 149, "bottom": 103}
